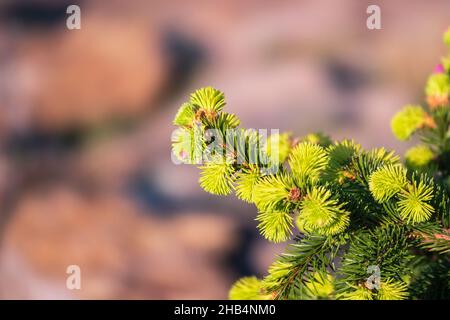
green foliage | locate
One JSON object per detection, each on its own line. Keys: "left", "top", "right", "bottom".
{"left": 405, "top": 145, "right": 435, "bottom": 172}
{"left": 303, "top": 272, "right": 335, "bottom": 299}
{"left": 229, "top": 277, "right": 271, "bottom": 300}
{"left": 205, "top": 112, "right": 240, "bottom": 131}
{"left": 171, "top": 29, "right": 450, "bottom": 300}
{"left": 199, "top": 156, "right": 235, "bottom": 195}
{"left": 425, "top": 73, "right": 450, "bottom": 98}
{"left": 303, "top": 132, "right": 333, "bottom": 147}
{"left": 339, "top": 286, "right": 374, "bottom": 300}
{"left": 341, "top": 279, "right": 408, "bottom": 300}
{"left": 369, "top": 164, "right": 408, "bottom": 202}
{"left": 235, "top": 167, "right": 261, "bottom": 203}
{"left": 261, "top": 235, "right": 342, "bottom": 299}
{"left": 288, "top": 142, "right": 328, "bottom": 186}
{"left": 190, "top": 86, "right": 225, "bottom": 113}
{"left": 377, "top": 280, "right": 409, "bottom": 300}
{"left": 391, "top": 105, "right": 427, "bottom": 141}
{"left": 171, "top": 124, "right": 204, "bottom": 164}
{"left": 173, "top": 102, "right": 196, "bottom": 127}
{"left": 443, "top": 56, "right": 450, "bottom": 72}
{"left": 171, "top": 128, "right": 192, "bottom": 162}
{"left": 409, "top": 257, "right": 450, "bottom": 299}
{"left": 397, "top": 179, "right": 434, "bottom": 224}
{"left": 296, "top": 186, "right": 350, "bottom": 236}
{"left": 322, "top": 140, "right": 360, "bottom": 183}
{"left": 266, "top": 132, "right": 292, "bottom": 164}
{"left": 256, "top": 209, "right": 293, "bottom": 243}
{"left": 253, "top": 174, "right": 295, "bottom": 212}
{"left": 337, "top": 225, "right": 412, "bottom": 285}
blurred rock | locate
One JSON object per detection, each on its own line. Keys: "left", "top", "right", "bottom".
{"left": 0, "top": 188, "right": 237, "bottom": 299}
{"left": 1, "top": 13, "right": 166, "bottom": 133}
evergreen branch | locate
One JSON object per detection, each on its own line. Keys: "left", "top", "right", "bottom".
{"left": 171, "top": 27, "right": 450, "bottom": 300}
{"left": 263, "top": 235, "right": 344, "bottom": 300}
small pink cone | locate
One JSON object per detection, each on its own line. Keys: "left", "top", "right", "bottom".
{"left": 434, "top": 63, "right": 445, "bottom": 73}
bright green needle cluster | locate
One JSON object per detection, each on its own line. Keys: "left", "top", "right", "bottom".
{"left": 405, "top": 145, "right": 435, "bottom": 172}
{"left": 391, "top": 105, "right": 428, "bottom": 141}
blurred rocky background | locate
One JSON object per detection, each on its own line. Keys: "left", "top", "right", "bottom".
{"left": 0, "top": 0, "right": 449, "bottom": 299}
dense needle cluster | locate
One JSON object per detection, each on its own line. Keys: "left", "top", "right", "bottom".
{"left": 171, "top": 29, "right": 450, "bottom": 300}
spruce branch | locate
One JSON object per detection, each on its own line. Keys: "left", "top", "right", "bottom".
{"left": 170, "top": 27, "right": 450, "bottom": 300}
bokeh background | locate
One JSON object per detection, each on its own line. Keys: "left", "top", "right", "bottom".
{"left": 0, "top": 0, "right": 449, "bottom": 299}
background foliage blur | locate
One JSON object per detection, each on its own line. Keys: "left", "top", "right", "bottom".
{"left": 0, "top": 0, "right": 449, "bottom": 299}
